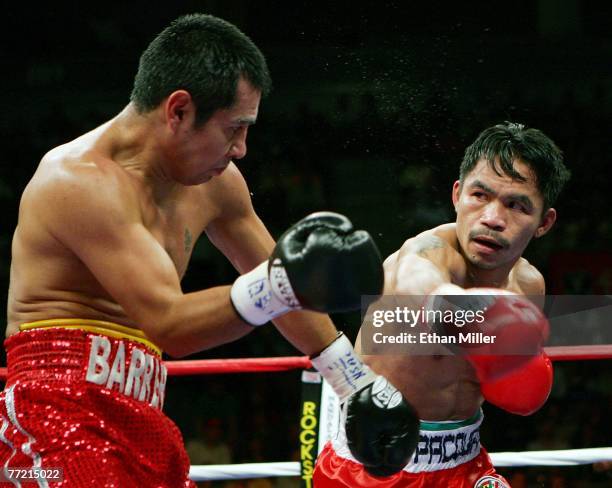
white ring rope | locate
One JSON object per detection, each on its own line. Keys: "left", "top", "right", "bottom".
{"left": 188, "top": 447, "right": 612, "bottom": 481}
{"left": 189, "top": 462, "right": 300, "bottom": 481}
{"left": 490, "top": 447, "right": 612, "bottom": 467}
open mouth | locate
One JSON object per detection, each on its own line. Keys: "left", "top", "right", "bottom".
{"left": 472, "top": 237, "right": 504, "bottom": 251}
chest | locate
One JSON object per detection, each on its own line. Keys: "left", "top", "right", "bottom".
{"left": 142, "top": 195, "right": 214, "bottom": 278}
{"left": 450, "top": 258, "right": 524, "bottom": 293}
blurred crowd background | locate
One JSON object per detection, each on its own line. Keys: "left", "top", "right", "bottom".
{"left": 1, "top": 1, "right": 611, "bottom": 486}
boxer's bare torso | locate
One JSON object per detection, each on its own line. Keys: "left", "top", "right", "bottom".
{"left": 7, "top": 118, "right": 244, "bottom": 335}
{"left": 7, "top": 80, "right": 339, "bottom": 359}
{"left": 356, "top": 223, "right": 544, "bottom": 420}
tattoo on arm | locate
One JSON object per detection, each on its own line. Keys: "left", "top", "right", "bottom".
{"left": 184, "top": 228, "right": 193, "bottom": 254}
{"left": 415, "top": 235, "right": 446, "bottom": 257}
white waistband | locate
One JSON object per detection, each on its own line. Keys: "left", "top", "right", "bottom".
{"left": 331, "top": 410, "right": 483, "bottom": 473}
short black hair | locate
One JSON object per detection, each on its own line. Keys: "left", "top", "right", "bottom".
{"left": 459, "top": 122, "right": 570, "bottom": 209}
{"left": 130, "top": 13, "right": 271, "bottom": 125}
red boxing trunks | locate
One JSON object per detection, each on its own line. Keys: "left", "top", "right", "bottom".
{"left": 0, "top": 319, "right": 194, "bottom": 487}
{"left": 313, "top": 410, "right": 510, "bottom": 487}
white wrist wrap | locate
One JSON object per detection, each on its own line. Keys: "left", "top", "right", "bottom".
{"left": 230, "top": 261, "right": 292, "bottom": 326}
{"left": 310, "top": 333, "right": 377, "bottom": 403}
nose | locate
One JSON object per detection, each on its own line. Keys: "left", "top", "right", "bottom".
{"left": 228, "top": 128, "right": 248, "bottom": 160}
{"left": 228, "top": 141, "right": 247, "bottom": 160}
{"left": 480, "top": 201, "right": 506, "bottom": 232}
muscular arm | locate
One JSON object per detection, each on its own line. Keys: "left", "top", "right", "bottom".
{"left": 206, "top": 165, "right": 337, "bottom": 355}
{"left": 358, "top": 231, "right": 460, "bottom": 352}
{"left": 357, "top": 230, "right": 482, "bottom": 420}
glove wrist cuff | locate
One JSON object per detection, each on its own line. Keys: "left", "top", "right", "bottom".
{"left": 311, "top": 333, "right": 377, "bottom": 402}
{"left": 230, "top": 261, "right": 291, "bottom": 326}
{"left": 269, "top": 258, "right": 300, "bottom": 308}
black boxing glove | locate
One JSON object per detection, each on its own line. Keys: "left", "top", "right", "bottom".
{"left": 230, "top": 212, "right": 384, "bottom": 325}
{"left": 311, "top": 334, "right": 419, "bottom": 478}
{"left": 345, "top": 377, "right": 420, "bottom": 477}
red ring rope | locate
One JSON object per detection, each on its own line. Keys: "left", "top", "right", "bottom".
{"left": 543, "top": 345, "right": 612, "bottom": 361}
{"left": 0, "top": 345, "right": 610, "bottom": 381}
{"left": 166, "top": 356, "right": 312, "bottom": 376}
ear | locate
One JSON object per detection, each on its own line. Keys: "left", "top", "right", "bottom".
{"left": 164, "top": 90, "right": 195, "bottom": 132}
{"left": 534, "top": 208, "right": 557, "bottom": 238}
{"left": 451, "top": 180, "right": 461, "bottom": 210}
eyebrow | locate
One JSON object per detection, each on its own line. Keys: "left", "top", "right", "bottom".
{"left": 233, "top": 117, "right": 257, "bottom": 126}
{"left": 469, "top": 180, "right": 534, "bottom": 210}
{"left": 469, "top": 180, "right": 496, "bottom": 194}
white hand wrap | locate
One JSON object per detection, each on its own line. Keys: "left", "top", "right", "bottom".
{"left": 311, "top": 333, "right": 377, "bottom": 403}
{"left": 230, "top": 261, "right": 299, "bottom": 326}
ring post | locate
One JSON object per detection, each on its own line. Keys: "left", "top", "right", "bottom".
{"left": 299, "top": 369, "right": 322, "bottom": 488}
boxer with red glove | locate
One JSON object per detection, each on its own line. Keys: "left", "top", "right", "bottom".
{"left": 314, "top": 122, "right": 568, "bottom": 487}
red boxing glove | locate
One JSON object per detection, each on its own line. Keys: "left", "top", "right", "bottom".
{"left": 481, "top": 352, "right": 553, "bottom": 415}
{"left": 461, "top": 289, "right": 549, "bottom": 383}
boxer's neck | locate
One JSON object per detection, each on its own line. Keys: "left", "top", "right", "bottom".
{"left": 104, "top": 104, "right": 182, "bottom": 200}
{"left": 464, "top": 263, "right": 511, "bottom": 290}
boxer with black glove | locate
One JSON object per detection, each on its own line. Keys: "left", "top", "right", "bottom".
{"left": 6, "top": 12, "right": 429, "bottom": 485}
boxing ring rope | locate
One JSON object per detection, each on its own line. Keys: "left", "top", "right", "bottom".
{"left": 187, "top": 448, "right": 612, "bottom": 480}
{"left": 0, "top": 344, "right": 610, "bottom": 380}
{"left": 1, "top": 344, "right": 611, "bottom": 481}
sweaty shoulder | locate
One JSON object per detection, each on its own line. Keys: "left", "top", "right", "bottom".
{"left": 512, "top": 257, "right": 545, "bottom": 296}
{"left": 20, "top": 145, "right": 140, "bottom": 239}
{"left": 398, "top": 223, "right": 463, "bottom": 270}
{"left": 383, "top": 224, "right": 464, "bottom": 295}
{"left": 200, "top": 162, "right": 254, "bottom": 221}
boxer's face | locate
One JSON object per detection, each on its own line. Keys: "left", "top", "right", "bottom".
{"left": 167, "top": 78, "right": 261, "bottom": 185}
{"left": 452, "top": 158, "right": 556, "bottom": 270}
